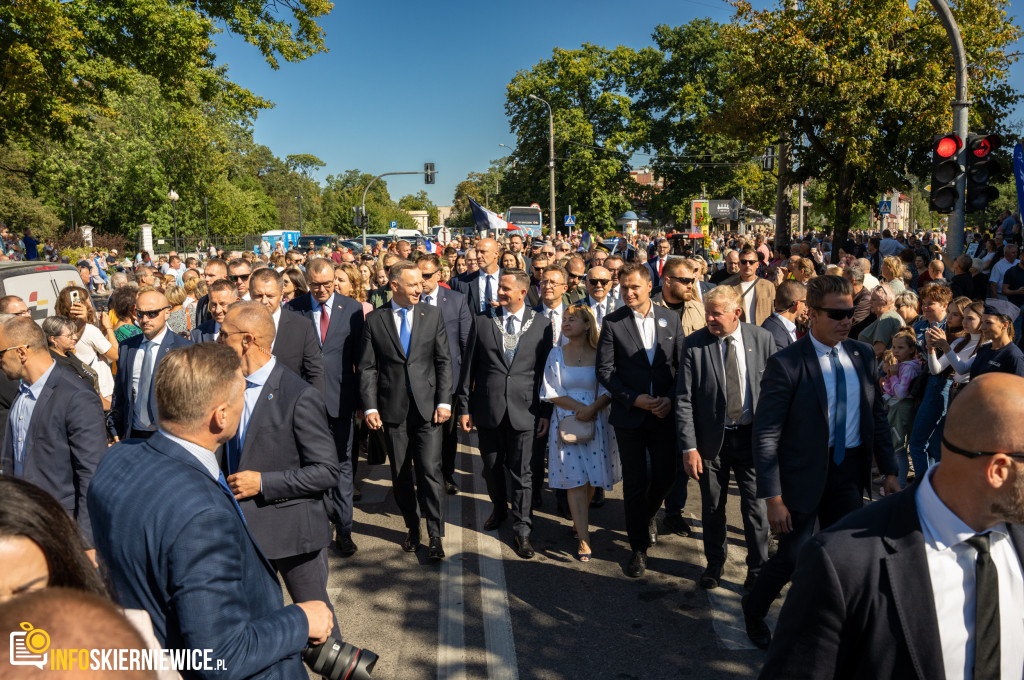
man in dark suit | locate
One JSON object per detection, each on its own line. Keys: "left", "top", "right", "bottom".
{"left": 743, "top": 275, "right": 900, "bottom": 649}
{"left": 194, "top": 257, "right": 227, "bottom": 327}
{"left": 596, "top": 262, "right": 685, "bottom": 578}
{"left": 459, "top": 268, "right": 553, "bottom": 559}
{"left": 761, "top": 373, "right": 1024, "bottom": 679}
{"left": 676, "top": 286, "right": 775, "bottom": 591}
{"left": 287, "top": 258, "right": 365, "bottom": 557}
{"left": 584, "top": 265, "right": 619, "bottom": 331}
{"left": 218, "top": 303, "right": 341, "bottom": 640}
{"left": 249, "top": 268, "right": 325, "bottom": 393}
{"left": 760, "top": 280, "right": 807, "bottom": 351}
{"left": 0, "top": 317, "right": 106, "bottom": 553}
{"left": 360, "top": 261, "right": 453, "bottom": 559}
{"left": 645, "top": 237, "right": 671, "bottom": 288}
{"left": 89, "top": 343, "right": 336, "bottom": 679}
{"left": 452, "top": 237, "right": 501, "bottom": 315}
{"left": 189, "top": 279, "right": 236, "bottom": 343}
{"left": 110, "top": 288, "right": 191, "bottom": 440}
{"left": 417, "top": 254, "right": 471, "bottom": 495}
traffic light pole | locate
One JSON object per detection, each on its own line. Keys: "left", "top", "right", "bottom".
{"left": 360, "top": 170, "right": 435, "bottom": 249}
{"left": 929, "top": 0, "right": 969, "bottom": 257}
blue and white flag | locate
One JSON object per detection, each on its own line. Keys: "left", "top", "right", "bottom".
{"left": 1014, "top": 142, "right": 1024, "bottom": 219}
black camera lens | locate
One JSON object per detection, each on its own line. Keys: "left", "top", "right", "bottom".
{"left": 302, "top": 638, "right": 378, "bottom": 680}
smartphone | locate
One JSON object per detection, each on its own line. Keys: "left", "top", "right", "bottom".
{"left": 70, "top": 290, "right": 81, "bottom": 305}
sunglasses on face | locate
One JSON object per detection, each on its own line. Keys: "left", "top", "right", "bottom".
{"left": 421, "top": 270, "right": 439, "bottom": 279}
{"left": 814, "top": 306, "right": 856, "bottom": 321}
{"left": 740, "top": 260, "right": 758, "bottom": 266}
{"left": 228, "top": 274, "right": 250, "bottom": 283}
{"left": 588, "top": 278, "right": 611, "bottom": 286}
{"left": 943, "top": 436, "right": 1024, "bottom": 460}
{"left": 664, "top": 276, "right": 695, "bottom": 285}
{"left": 136, "top": 306, "right": 169, "bottom": 319}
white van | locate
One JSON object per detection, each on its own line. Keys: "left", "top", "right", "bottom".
{"left": 0, "top": 263, "right": 87, "bottom": 323}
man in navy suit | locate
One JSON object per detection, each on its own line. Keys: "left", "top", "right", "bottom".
{"left": 743, "top": 275, "right": 899, "bottom": 649}
{"left": 762, "top": 374, "right": 1024, "bottom": 679}
{"left": 760, "top": 280, "right": 807, "bottom": 351}
{"left": 194, "top": 257, "right": 227, "bottom": 327}
{"left": 0, "top": 317, "right": 107, "bottom": 552}
{"left": 287, "top": 258, "right": 364, "bottom": 557}
{"left": 219, "top": 303, "right": 341, "bottom": 641}
{"left": 89, "top": 343, "right": 334, "bottom": 679}
{"left": 249, "top": 268, "right": 325, "bottom": 393}
{"left": 110, "top": 287, "right": 191, "bottom": 440}
{"left": 417, "top": 254, "right": 471, "bottom": 495}
{"left": 452, "top": 237, "right": 501, "bottom": 315}
{"left": 190, "top": 279, "right": 237, "bottom": 343}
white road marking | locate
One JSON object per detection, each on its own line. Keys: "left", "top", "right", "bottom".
{"left": 436, "top": 442, "right": 466, "bottom": 680}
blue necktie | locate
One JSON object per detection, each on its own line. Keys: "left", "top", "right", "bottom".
{"left": 399, "top": 307, "right": 411, "bottom": 355}
{"left": 217, "top": 471, "right": 247, "bottom": 525}
{"left": 483, "top": 275, "right": 492, "bottom": 312}
{"left": 830, "top": 347, "right": 846, "bottom": 465}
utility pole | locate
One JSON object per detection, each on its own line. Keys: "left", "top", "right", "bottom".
{"left": 529, "top": 94, "right": 557, "bottom": 237}
{"left": 774, "top": 0, "right": 798, "bottom": 252}
{"left": 297, "top": 190, "right": 303, "bottom": 232}
{"left": 203, "top": 195, "right": 209, "bottom": 247}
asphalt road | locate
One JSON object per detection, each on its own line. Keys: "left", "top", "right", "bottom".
{"left": 306, "top": 431, "right": 784, "bottom": 680}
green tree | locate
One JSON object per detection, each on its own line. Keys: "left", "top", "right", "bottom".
{"left": 398, "top": 191, "right": 439, "bottom": 227}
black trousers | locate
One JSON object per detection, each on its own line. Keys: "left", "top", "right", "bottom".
{"left": 698, "top": 425, "right": 769, "bottom": 574}
{"left": 615, "top": 414, "right": 678, "bottom": 552}
{"left": 272, "top": 549, "right": 341, "bottom": 640}
{"left": 745, "top": 449, "right": 864, "bottom": 619}
{"left": 327, "top": 414, "right": 354, "bottom": 537}
{"left": 383, "top": 410, "right": 444, "bottom": 538}
{"left": 477, "top": 416, "right": 534, "bottom": 537}
{"left": 440, "top": 404, "right": 459, "bottom": 485}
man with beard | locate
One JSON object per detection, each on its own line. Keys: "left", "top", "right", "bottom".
{"left": 761, "top": 373, "right": 1024, "bottom": 679}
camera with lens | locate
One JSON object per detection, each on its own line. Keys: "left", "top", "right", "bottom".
{"left": 302, "top": 637, "right": 378, "bottom": 680}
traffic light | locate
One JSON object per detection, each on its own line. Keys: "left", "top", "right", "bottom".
{"left": 762, "top": 146, "right": 775, "bottom": 172}
{"left": 928, "top": 133, "right": 962, "bottom": 214}
{"left": 360, "top": 211, "right": 369, "bottom": 229}
{"left": 965, "top": 133, "right": 1001, "bottom": 213}
{"left": 424, "top": 162, "right": 435, "bottom": 185}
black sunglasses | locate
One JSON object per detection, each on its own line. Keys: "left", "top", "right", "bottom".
{"left": 813, "top": 306, "right": 856, "bottom": 320}
{"left": 739, "top": 259, "right": 758, "bottom": 265}
{"left": 421, "top": 270, "right": 439, "bottom": 279}
{"left": 588, "top": 278, "right": 611, "bottom": 286}
{"left": 943, "top": 436, "right": 1024, "bottom": 460}
{"left": 136, "top": 306, "right": 169, "bottom": 319}
{"left": 664, "top": 276, "right": 695, "bottom": 285}
{"left": 228, "top": 273, "right": 251, "bottom": 282}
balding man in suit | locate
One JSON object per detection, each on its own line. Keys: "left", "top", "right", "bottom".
{"left": 761, "top": 280, "right": 807, "bottom": 351}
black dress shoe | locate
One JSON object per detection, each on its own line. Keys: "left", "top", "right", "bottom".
{"left": 334, "top": 534, "right": 358, "bottom": 557}
{"left": 513, "top": 535, "right": 535, "bottom": 559}
{"left": 662, "top": 514, "right": 692, "bottom": 537}
{"left": 444, "top": 481, "right": 460, "bottom": 495}
{"left": 483, "top": 511, "right": 508, "bottom": 532}
{"left": 532, "top": 493, "right": 543, "bottom": 509}
{"left": 700, "top": 566, "right": 723, "bottom": 589}
{"left": 648, "top": 518, "right": 658, "bottom": 547}
{"left": 627, "top": 550, "right": 647, "bottom": 578}
{"left": 428, "top": 537, "right": 445, "bottom": 560}
{"left": 741, "top": 594, "right": 772, "bottom": 649}
{"left": 743, "top": 573, "right": 758, "bottom": 592}
{"left": 402, "top": 530, "right": 420, "bottom": 552}
{"left": 589, "top": 487, "right": 605, "bottom": 508}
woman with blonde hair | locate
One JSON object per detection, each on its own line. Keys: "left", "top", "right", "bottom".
{"left": 539, "top": 303, "right": 619, "bottom": 562}
{"left": 334, "top": 262, "right": 372, "bottom": 317}
{"left": 881, "top": 256, "right": 905, "bottom": 295}
{"left": 164, "top": 285, "right": 191, "bottom": 336}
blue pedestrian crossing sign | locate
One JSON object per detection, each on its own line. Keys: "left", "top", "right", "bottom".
{"left": 878, "top": 201, "right": 892, "bottom": 215}
{"left": 564, "top": 215, "right": 576, "bottom": 227}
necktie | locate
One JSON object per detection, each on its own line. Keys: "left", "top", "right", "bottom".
{"left": 399, "top": 307, "right": 411, "bottom": 355}
{"left": 967, "top": 533, "right": 1000, "bottom": 680}
{"left": 137, "top": 341, "right": 156, "bottom": 429}
{"left": 830, "top": 347, "right": 847, "bottom": 465}
{"left": 217, "top": 471, "right": 247, "bottom": 525}
{"left": 319, "top": 304, "right": 330, "bottom": 345}
{"left": 595, "top": 301, "right": 605, "bottom": 326}
{"left": 725, "top": 337, "right": 744, "bottom": 423}
{"left": 483, "top": 275, "right": 493, "bottom": 312}
{"left": 423, "top": 294, "right": 431, "bottom": 306}
{"left": 658, "top": 258, "right": 664, "bottom": 276}
{"left": 550, "top": 308, "right": 560, "bottom": 345}
{"left": 505, "top": 315, "right": 516, "bottom": 363}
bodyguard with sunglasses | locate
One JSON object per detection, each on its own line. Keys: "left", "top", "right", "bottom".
{"left": 742, "top": 275, "right": 898, "bottom": 649}
{"left": 109, "top": 288, "right": 192, "bottom": 440}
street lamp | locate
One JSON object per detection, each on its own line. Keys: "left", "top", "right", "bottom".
{"left": 297, "top": 190, "right": 303, "bottom": 232}
{"left": 202, "top": 195, "right": 209, "bottom": 249}
{"left": 167, "top": 189, "right": 180, "bottom": 252}
{"left": 528, "top": 94, "right": 557, "bottom": 236}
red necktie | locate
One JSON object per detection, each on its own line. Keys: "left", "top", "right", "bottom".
{"left": 320, "top": 304, "right": 330, "bottom": 344}
{"left": 658, "top": 258, "right": 664, "bottom": 276}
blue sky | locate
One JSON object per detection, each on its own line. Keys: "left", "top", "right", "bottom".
{"left": 212, "top": 0, "right": 1022, "bottom": 210}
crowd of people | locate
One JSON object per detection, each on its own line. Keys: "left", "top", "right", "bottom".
{"left": 0, "top": 214, "right": 1022, "bottom": 678}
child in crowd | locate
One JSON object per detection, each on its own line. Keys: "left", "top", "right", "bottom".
{"left": 882, "top": 328, "right": 923, "bottom": 489}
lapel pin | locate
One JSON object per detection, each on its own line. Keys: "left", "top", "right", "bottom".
{"left": 853, "top": 351, "right": 860, "bottom": 357}
{"left": 267, "top": 394, "right": 274, "bottom": 400}
{"left": 657, "top": 318, "right": 668, "bottom": 328}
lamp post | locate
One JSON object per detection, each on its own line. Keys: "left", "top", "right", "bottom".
{"left": 167, "top": 189, "right": 180, "bottom": 252}
{"left": 203, "top": 195, "right": 209, "bottom": 249}
{"left": 528, "top": 94, "right": 557, "bottom": 236}
{"left": 297, "top": 190, "right": 303, "bottom": 232}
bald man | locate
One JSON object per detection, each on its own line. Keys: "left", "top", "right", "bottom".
{"left": 762, "top": 373, "right": 1024, "bottom": 679}
{"left": 452, "top": 237, "right": 501, "bottom": 314}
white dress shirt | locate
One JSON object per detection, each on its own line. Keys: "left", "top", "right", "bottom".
{"left": 632, "top": 303, "right": 657, "bottom": 364}
{"left": 311, "top": 293, "right": 335, "bottom": 340}
{"left": 420, "top": 288, "right": 438, "bottom": 306}
{"left": 159, "top": 429, "right": 220, "bottom": 479}
{"left": 237, "top": 357, "right": 275, "bottom": 450}
{"left": 718, "top": 325, "right": 751, "bottom": 425}
{"left": 917, "top": 467, "right": 1024, "bottom": 680}
{"left": 589, "top": 296, "right": 609, "bottom": 329}
{"left": 772, "top": 312, "right": 798, "bottom": 343}
{"left": 478, "top": 270, "right": 500, "bottom": 312}
{"left": 10, "top": 360, "right": 55, "bottom": 466}
{"left": 543, "top": 303, "right": 568, "bottom": 346}
{"left": 809, "top": 332, "right": 862, "bottom": 448}
{"left": 270, "top": 307, "right": 281, "bottom": 350}
{"left": 132, "top": 327, "right": 168, "bottom": 431}
{"left": 503, "top": 305, "right": 526, "bottom": 332}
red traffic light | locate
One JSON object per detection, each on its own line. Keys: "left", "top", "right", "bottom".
{"left": 934, "top": 134, "right": 961, "bottom": 159}
{"left": 969, "top": 133, "right": 1001, "bottom": 159}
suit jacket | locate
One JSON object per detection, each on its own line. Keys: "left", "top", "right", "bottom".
{"left": 286, "top": 293, "right": 365, "bottom": 419}
{"left": 110, "top": 330, "right": 193, "bottom": 439}
{"left": 234, "top": 362, "right": 338, "bottom": 560}
{"left": 88, "top": 433, "right": 309, "bottom": 680}
{"left": 272, "top": 307, "right": 326, "bottom": 395}
{"left": 696, "top": 280, "right": 715, "bottom": 303}
{"left": 721, "top": 274, "right": 777, "bottom": 325}
{"left": 596, "top": 303, "right": 685, "bottom": 429}
{"left": 761, "top": 314, "right": 796, "bottom": 351}
{"left": 458, "top": 307, "right": 553, "bottom": 431}
{"left": 752, "top": 334, "right": 897, "bottom": 514}
{"left": 0, "top": 372, "right": 21, "bottom": 437}
{"left": 433, "top": 287, "right": 472, "bottom": 399}
{"left": 358, "top": 303, "right": 453, "bottom": 423}
{"left": 761, "top": 486, "right": 1024, "bottom": 680}
{"left": 675, "top": 324, "right": 776, "bottom": 458}
{"left": 0, "top": 363, "right": 106, "bottom": 545}
{"left": 189, "top": 318, "right": 218, "bottom": 343}
{"left": 194, "top": 292, "right": 212, "bottom": 326}
{"left": 452, "top": 270, "right": 499, "bottom": 316}
{"left": 645, "top": 257, "right": 668, "bottom": 288}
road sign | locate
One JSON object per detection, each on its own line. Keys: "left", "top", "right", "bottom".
{"left": 390, "top": 220, "right": 398, "bottom": 229}
{"left": 564, "top": 215, "right": 576, "bottom": 227}
{"left": 878, "top": 201, "right": 892, "bottom": 215}
{"left": 530, "top": 203, "right": 541, "bottom": 209}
